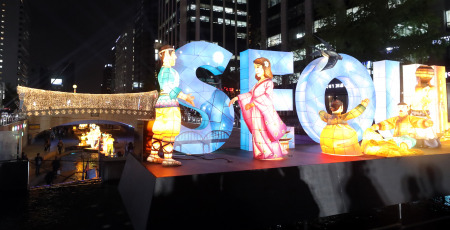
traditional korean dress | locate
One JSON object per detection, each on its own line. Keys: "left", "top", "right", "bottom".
{"left": 238, "top": 79, "right": 287, "bottom": 159}
{"left": 152, "top": 67, "right": 182, "bottom": 142}
{"left": 319, "top": 104, "right": 366, "bottom": 156}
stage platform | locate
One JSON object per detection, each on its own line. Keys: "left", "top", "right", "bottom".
{"left": 119, "top": 144, "right": 450, "bottom": 230}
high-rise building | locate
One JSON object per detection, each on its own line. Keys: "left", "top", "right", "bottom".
{"left": 113, "top": 25, "right": 134, "bottom": 93}
{"left": 0, "top": 0, "right": 31, "bottom": 88}
{"left": 157, "top": 0, "right": 248, "bottom": 90}
{"left": 113, "top": 0, "right": 158, "bottom": 93}
{"left": 158, "top": 0, "right": 248, "bottom": 56}
{"left": 101, "top": 64, "right": 114, "bottom": 94}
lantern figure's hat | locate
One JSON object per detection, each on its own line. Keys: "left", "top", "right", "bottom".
{"left": 415, "top": 65, "right": 434, "bottom": 83}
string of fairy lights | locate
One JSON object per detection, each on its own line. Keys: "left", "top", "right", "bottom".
{"left": 17, "top": 86, "right": 158, "bottom": 116}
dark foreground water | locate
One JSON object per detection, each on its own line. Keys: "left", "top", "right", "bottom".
{"left": 1, "top": 181, "right": 450, "bottom": 230}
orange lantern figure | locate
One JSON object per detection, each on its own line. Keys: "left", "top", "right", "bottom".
{"left": 319, "top": 98, "right": 369, "bottom": 156}
{"left": 147, "top": 45, "right": 195, "bottom": 167}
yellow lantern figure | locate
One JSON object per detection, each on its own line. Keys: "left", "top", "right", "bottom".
{"left": 147, "top": 45, "right": 195, "bottom": 167}
{"left": 106, "top": 134, "right": 114, "bottom": 156}
{"left": 361, "top": 128, "right": 423, "bottom": 157}
{"left": 80, "top": 133, "right": 87, "bottom": 146}
{"left": 411, "top": 65, "right": 439, "bottom": 147}
{"left": 102, "top": 133, "right": 108, "bottom": 155}
{"left": 371, "top": 102, "right": 433, "bottom": 148}
{"left": 319, "top": 99, "right": 369, "bottom": 156}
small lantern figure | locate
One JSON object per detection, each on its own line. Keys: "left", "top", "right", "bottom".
{"left": 319, "top": 99, "right": 370, "bottom": 156}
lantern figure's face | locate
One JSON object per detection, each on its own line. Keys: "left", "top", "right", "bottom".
{"left": 398, "top": 104, "right": 409, "bottom": 117}
{"left": 335, "top": 105, "right": 344, "bottom": 113}
{"left": 254, "top": 64, "right": 264, "bottom": 79}
{"left": 163, "top": 50, "right": 177, "bottom": 67}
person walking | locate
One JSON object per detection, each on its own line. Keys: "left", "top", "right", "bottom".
{"left": 34, "top": 153, "right": 43, "bottom": 176}
{"left": 57, "top": 140, "right": 64, "bottom": 155}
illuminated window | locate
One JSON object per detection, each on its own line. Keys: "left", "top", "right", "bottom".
{"left": 446, "top": 10, "right": 450, "bottom": 28}
{"left": 267, "top": 34, "right": 281, "bottom": 47}
{"left": 190, "top": 16, "right": 196, "bottom": 22}
{"left": 190, "top": 4, "right": 196, "bottom": 10}
{"left": 388, "top": 0, "right": 404, "bottom": 9}
{"left": 225, "top": 7, "right": 233, "bottom": 14}
{"left": 394, "top": 23, "right": 427, "bottom": 37}
{"left": 293, "top": 49, "right": 306, "bottom": 61}
{"left": 200, "top": 15, "right": 209, "bottom": 22}
{"left": 346, "top": 6, "right": 360, "bottom": 21}
{"left": 237, "top": 0, "right": 246, "bottom": 4}
{"left": 133, "top": 82, "right": 143, "bottom": 88}
{"left": 237, "top": 21, "right": 246, "bottom": 27}
{"left": 50, "top": 78, "right": 62, "bottom": 85}
{"left": 237, "top": 10, "right": 247, "bottom": 16}
{"left": 217, "top": 18, "right": 223, "bottom": 24}
{"left": 213, "top": 6, "right": 223, "bottom": 12}
{"left": 296, "top": 32, "right": 305, "bottom": 39}
{"left": 314, "top": 19, "right": 326, "bottom": 32}
{"left": 237, "top": 33, "right": 246, "bottom": 39}
{"left": 268, "top": 0, "right": 281, "bottom": 8}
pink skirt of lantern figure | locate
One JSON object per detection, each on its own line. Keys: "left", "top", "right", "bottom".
{"left": 238, "top": 79, "right": 288, "bottom": 160}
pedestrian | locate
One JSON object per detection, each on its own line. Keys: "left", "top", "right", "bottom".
{"left": 52, "top": 156, "right": 61, "bottom": 174}
{"left": 57, "top": 140, "right": 64, "bottom": 155}
{"left": 34, "top": 153, "right": 43, "bottom": 176}
{"left": 45, "top": 171, "right": 55, "bottom": 185}
{"left": 44, "top": 139, "right": 51, "bottom": 152}
{"left": 127, "top": 142, "right": 134, "bottom": 154}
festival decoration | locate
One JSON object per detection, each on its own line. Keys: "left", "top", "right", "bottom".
{"left": 229, "top": 57, "right": 288, "bottom": 160}
{"left": 295, "top": 54, "right": 376, "bottom": 143}
{"left": 106, "top": 134, "right": 115, "bottom": 156}
{"left": 319, "top": 99, "right": 369, "bottom": 156}
{"left": 402, "top": 64, "right": 449, "bottom": 145}
{"left": 172, "top": 41, "right": 234, "bottom": 154}
{"left": 17, "top": 86, "right": 157, "bottom": 117}
{"left": 373, "top": 60, "right": 400, "bottom": 138}
{"left": 361, "top": 128, "right": 423, "bottom": 157}
{"left": 370, "top": 102, "right": 433, "bottom": 149}
{"left": 147, "top": 45, "right": 195, "bottom": 166}
{"left": 239, "top": 49, "right": 293, "bottom": 151}
{"left": 411, "top": 65, "right": 438, "bottom": 147}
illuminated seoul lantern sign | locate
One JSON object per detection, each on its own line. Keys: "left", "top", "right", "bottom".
{"left": 173, "top": 41, "right": 234, "bottom": 154}
{"left": 174, "top": 41, "right": 375, "bottom": 152}
{"left": 295, "top": 54, "right": 376, "bottom": 143}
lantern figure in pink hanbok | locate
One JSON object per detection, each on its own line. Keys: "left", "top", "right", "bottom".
{"left": 229, "top": 57, "right": 288, "bottom": 160}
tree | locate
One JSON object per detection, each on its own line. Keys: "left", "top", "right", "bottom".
{"left": 314, "top": 0, "right": 446, "bottom": 64}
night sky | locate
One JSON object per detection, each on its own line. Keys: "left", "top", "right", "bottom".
{"left": 28, "top": 0, "right": 138, "bottom": 93}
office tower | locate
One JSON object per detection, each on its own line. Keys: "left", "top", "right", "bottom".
{"left": 0, "top": 0, "right": 30, "bottom": 88}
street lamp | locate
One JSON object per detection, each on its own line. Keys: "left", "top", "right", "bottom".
{"left": 73, "top": 84, "right": 77, "bottom": 93}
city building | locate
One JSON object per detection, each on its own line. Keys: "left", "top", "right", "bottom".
{"left": 113, "top": 0, "right": 158, "bottom": 94}
{"left": 0, "top": 0, "right": 31, "bottom": 88}
{"left": 113, "top": 25, "right": 134, "bottom": 93}
{"left": 101, "top": 64, "right": 114, "bottom": 94}
{"left": 157, "top": 0, "right": 248, "bottom": 90}
{"left": 252, "top": 0, "right": 450, "bottom": 75}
